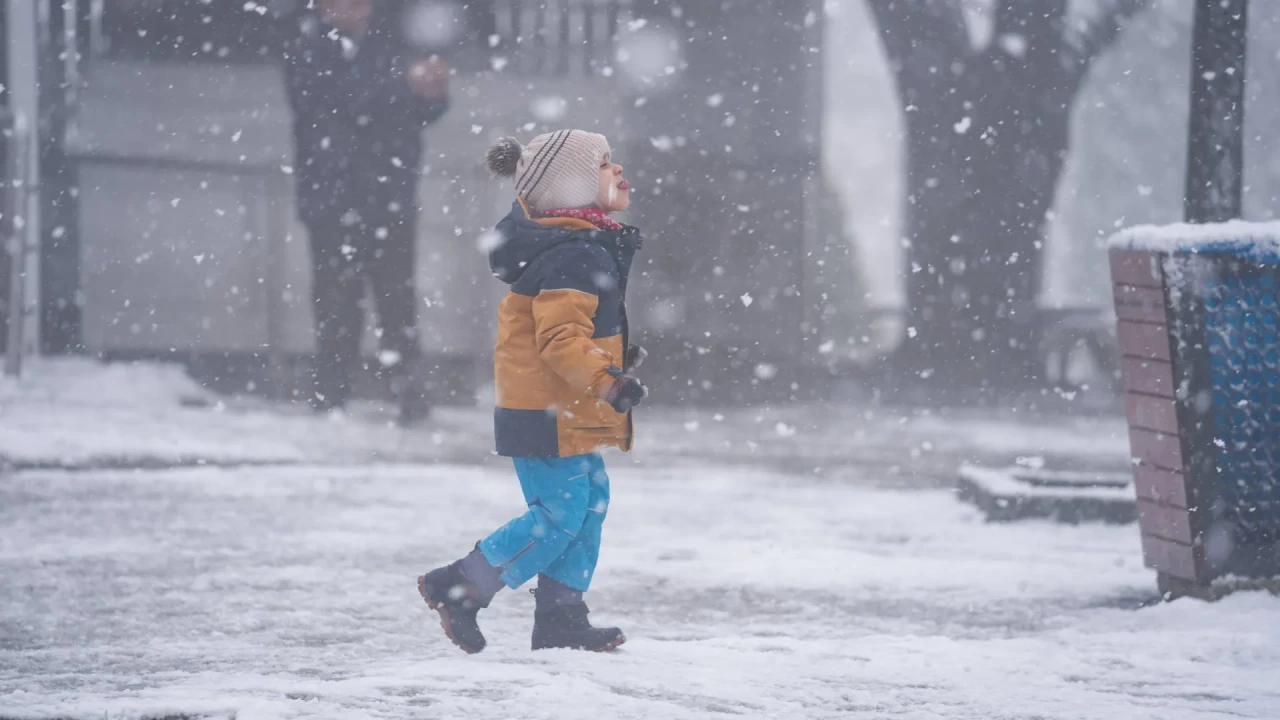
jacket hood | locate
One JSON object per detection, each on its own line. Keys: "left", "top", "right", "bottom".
{"left": 489, "top": 199, "right": 638, "bottom": 284}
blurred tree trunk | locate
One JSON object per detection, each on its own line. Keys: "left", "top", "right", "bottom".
{"left": 866, "top": 0, "right": 1147, "bottom": 395}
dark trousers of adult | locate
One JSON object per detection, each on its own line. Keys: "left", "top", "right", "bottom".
{"left": 306, "top": 214, "right": 423, "bottom": 412}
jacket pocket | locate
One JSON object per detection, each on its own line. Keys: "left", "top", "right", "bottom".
{"left": 558, "top": 397, "right": 624, "bottom": 431}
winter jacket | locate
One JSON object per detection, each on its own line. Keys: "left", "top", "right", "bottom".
{"left": 279, "top": 11, "right": 449, "bottom": 227}
{"left": 490, "top": 198, "right": 642, "bottom": 458}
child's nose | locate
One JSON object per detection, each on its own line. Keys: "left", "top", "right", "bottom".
{"left": 613, "top": 163, "right": 624, "bottom": 175}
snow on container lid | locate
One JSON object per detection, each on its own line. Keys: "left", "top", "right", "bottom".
{"left": 1109, "top": 220, "right": 1280, "bottom": 264}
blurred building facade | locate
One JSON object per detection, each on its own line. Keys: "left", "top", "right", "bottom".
{"left": 4, "top": 0, "right": 848, "bottom": 404}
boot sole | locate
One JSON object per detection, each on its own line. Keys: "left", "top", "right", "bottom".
{"left": 417, "top": 575, "right": 484, "bottom": 655}
{"left": 592, "top": 633, "right": 627, "bottom": 652}
{"left": 533, "top": 633, "right": 627, "bottom": 653}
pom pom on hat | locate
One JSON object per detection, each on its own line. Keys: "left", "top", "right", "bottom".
{"left": 485, "top": 137, "right": 523, "bottom": 178}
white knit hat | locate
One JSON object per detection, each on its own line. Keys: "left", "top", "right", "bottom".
{"left": 485, "top": 130, "right": 611, "bottom": 212}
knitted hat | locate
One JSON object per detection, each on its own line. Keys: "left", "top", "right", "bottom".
{"left": 485, "top": 130, "right": 611, "bottom": 212}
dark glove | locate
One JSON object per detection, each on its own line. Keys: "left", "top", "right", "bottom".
{"left": 624, "top": 344, "right": 648, "bottom": 373}
{"left": 604, "top": 370, "right": 648, "bottom": 413}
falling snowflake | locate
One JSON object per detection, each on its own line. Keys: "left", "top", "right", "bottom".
{"left": 531, "top": 95, "right": 568, "bottom": 122}
{"left": 476, "top": 230, "right": 505, "bottom": 252}
{"left": 650, "top": 135, "right": 675, "bottom": 152}
{"left": 998, "top": 33, "right": 1027, "bottom": 58}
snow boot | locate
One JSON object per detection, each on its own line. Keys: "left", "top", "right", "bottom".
{"left": 531, "top": 599, "right": 626, "bottom": 652}
{"left": 418, "top": 562, "right": 489, "bottom": 654}
{"left": 392, "top": 366, "right": 431, "bottom": 427}
{"left": 397, "top": 392, "right": 431, "bottom": 427}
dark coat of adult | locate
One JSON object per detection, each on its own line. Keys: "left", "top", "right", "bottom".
{"left": 279, "top": 10, "right": 449, "bottom": 227}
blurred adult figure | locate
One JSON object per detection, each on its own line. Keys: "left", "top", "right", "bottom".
{"left": 280, "top": 0, "right": 450, "bottom": 424}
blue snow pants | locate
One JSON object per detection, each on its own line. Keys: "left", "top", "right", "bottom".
{"left": 478, "top": 453, "right": 610, "bottom": 592}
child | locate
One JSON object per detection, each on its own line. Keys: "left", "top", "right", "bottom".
{"left": 418, "top": 130, "right": 648, "bottom": 653}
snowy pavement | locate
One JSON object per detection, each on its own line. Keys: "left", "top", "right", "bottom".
{"left": 4, "top": 462, "right": 1279, "bottom": 719}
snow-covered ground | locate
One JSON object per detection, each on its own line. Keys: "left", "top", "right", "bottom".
{"left": 3, "top": 359, "right": 1271, "bottom": 718}
{"left": 0, "top": 358, "right": 488, "bottom": 469}
{"left": 3, "top": 462, "right": 1278, "bottom": 719}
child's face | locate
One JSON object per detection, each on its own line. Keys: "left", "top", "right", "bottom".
{"left": 595, "top": 154, "right": 630, "bottom": 213}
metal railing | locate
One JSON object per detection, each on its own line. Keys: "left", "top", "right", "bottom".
{"left": 492, "top": 0, "right": 630, "bottom": 78}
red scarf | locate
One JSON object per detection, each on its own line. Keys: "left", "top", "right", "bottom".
{"left": 536, "top": 207, "right": 625, "bottom": 231}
